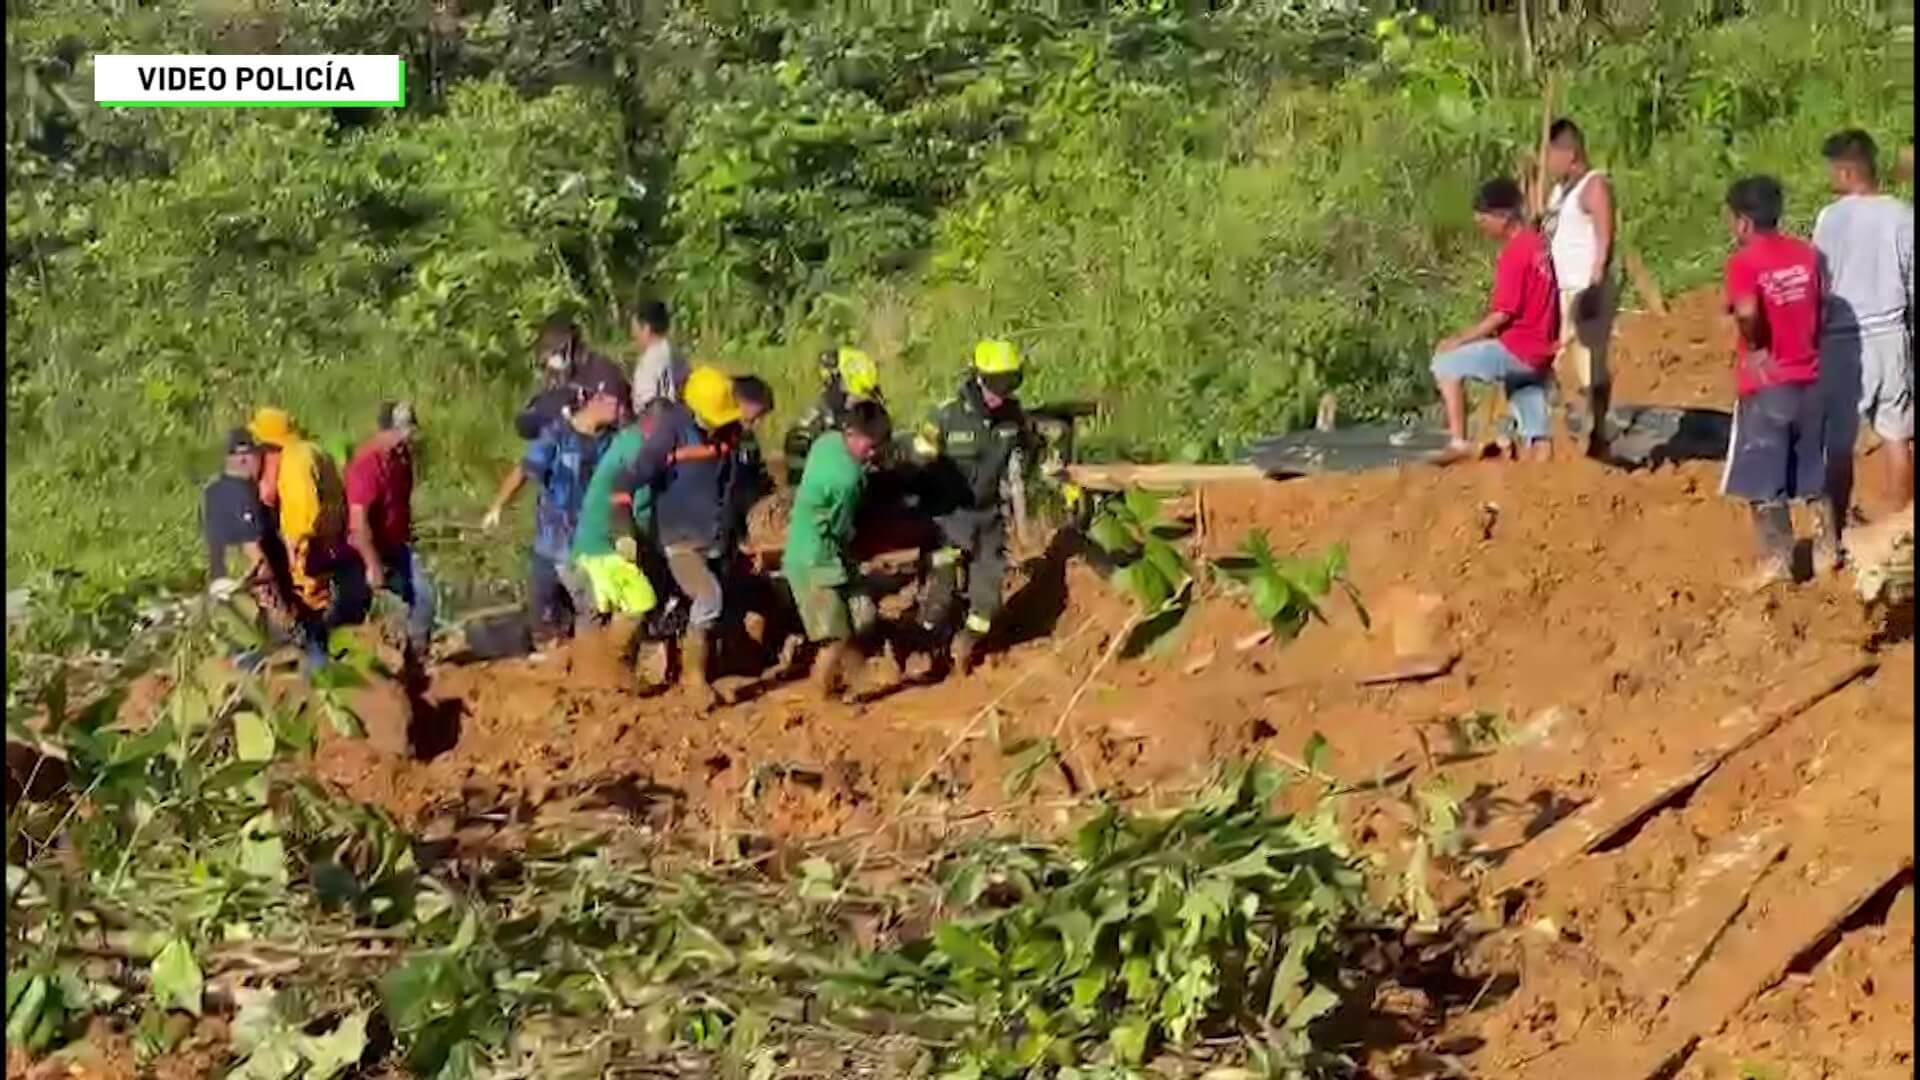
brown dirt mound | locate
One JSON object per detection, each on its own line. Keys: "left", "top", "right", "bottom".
{"left": 296, "top": 287, "right": 1909, "bottom": 1077}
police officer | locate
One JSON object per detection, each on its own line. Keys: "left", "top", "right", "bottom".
{"left": 783, "top": 347, "right": 883, "bottom": 487}
{"left": 910, "top": 339, "right": 1041, "bottom": 677}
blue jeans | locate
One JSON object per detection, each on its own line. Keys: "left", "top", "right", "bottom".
{"left": 335, "top": 544, "right": 436, "bottom": 652}
{"left": 1431, "top": 339, "right": 1552, "bottom": 442}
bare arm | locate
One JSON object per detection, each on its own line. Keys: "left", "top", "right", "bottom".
{"left": 348, "top": 503, "right": 385, "bottom": 587}
{"left": 1439, "top": 310, "right": 1513, "bottom": 353}
{"left": 486, "top": 467, "right": 528, "bottom": 522}
{"left": 1581, "top": 174, "right": 1615, "bottom": 287}
{"left": 1730, "top": 294, "right": 1767, "bottom": 353}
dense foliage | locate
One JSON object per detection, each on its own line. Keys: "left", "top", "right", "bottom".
{"left": 5, "top": 1, "right": 1913, "bottom": 631}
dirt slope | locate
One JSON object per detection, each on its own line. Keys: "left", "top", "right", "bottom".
{"left": 304, "top": 288, "right": 1911, "bottom": 1077}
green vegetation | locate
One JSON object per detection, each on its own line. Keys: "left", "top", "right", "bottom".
{"left": 6, "top": 3, "right": 1913, "bottom": 636}
{"left": 7, "top": 615, "right": 1389, "bottom": 1076}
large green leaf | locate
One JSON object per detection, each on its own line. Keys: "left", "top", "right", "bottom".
{"left": 150, "top": 937, "right": 203, "bottom": 1015}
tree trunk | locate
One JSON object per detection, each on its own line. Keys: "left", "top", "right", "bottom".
{"left": 1519, "top": 0, "right": 1537, "bottom": 80}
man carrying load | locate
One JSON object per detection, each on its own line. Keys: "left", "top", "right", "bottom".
{"left": 784, "top": 347, "right": 884, "bottom": 487}
{"left": 782, "top": 399, "right": 894, "bottom": 701}
{"left": 910, "top": 339, "right": 1045, "bottom": 678}
{"left": 248, "top": 406, "right": 348, "bottom": 669}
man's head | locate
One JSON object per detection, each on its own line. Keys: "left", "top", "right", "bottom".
{"left": 971, "top": 339, "right": 1024, "bottom": 411}
{"left": 1545, "top": 118, "right": 1586, "bottom": 181}
{"left": 246, "top": 407, "right": 297, "bottom": 448}
{"left": 535, "top": 314, "right": 581, "bottom": 379}
{"left": 223, "top": 428, "right": 262, "bottom": 478}
{"left": 842, "top": 400, "right": 892, "bottom": 464}
{"left": 1724, "top": 175, "right": 1785, "bottom": 243}
{"left": 683, "top": 365, "right": 743, "bottom": 432}
{"left": 1822, "top": 128, "right": 1879, "bottom": 195}
{"left": 732, "top": 375, "right": 775, "bottom": 430}
{"left": 573, "top": 379, "right": 624, "bottom": 430}
{"left": 1471, "top": 178, "right": 1526, "bottom": 238}
{"left": 629, "top": 299, "right": 671, "bottom": 348}
{"left": 378, "top": 400, "right": 419, "bottom": 445}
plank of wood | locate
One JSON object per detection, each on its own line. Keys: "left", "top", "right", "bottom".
{"left": 1473, "top": 652, "right": 1873, "bottom": 902}
{"left": 1065, "top": 463, "right": 1267, "bottom": 491}
{"left": 1624, "top": 248, "right": 1668, "bottom": 317}
{"left": 1522, "top": 831, "right": 1912, "bottom": 1080}
{"left": 1621, "top": 825, "right": 1786, "bottom": 1005}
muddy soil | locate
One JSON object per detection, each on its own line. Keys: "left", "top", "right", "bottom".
{"left": 188, "top": 289, "right": 1920, "bottom": 1076}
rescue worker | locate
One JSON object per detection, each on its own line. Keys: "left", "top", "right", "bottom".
{"left": 622, "top": 365, "right": 759, "bottom": 708}
{"left": 783, "top": 400, "right": 894, "bottom": 701}
{"left": 516, "top": 314, "right": 631, "bottom": 440}
{"left": 566, "top": 398, "right": 670, "bottom": 672}
{"left": 784, "top": 347, "right": 883, "bottom": 487}
{"left": 247, "top": 407, "right": 349, "bottom": 670}
{"left": 483, "top": 379, "right": 624, "bottom": 642}
{"left": 343, "top": 402, "right": 437, "bottom": 662}
{"left": 910, "top": 339, "right": 1042, "bottom": 677}
{"left": 202, "top": 428, "right": 317, "bottom": 670}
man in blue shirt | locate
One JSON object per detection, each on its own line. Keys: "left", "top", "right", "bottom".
{"left": 485, "top": 379, "right": 623, "bottom": 642}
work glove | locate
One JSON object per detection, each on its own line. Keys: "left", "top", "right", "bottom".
{"left": 208, "top": 577, "right": 242, "bottom": 603}
{"left": 481, "top": 506, "right": 503, "bottom": 531}
{"left": 615, "top": 536, "right": 639, "bottom": 563}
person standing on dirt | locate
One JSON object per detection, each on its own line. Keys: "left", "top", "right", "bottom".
{"left": 622, "top": 365, "right": 756, "bottom": 708}
{"left": 343, "top": 402, "right": 436, "bottom": 661}
{"left": 783, "top": 400, "right": 894, "bottom": 702}
{"left": 1814, "top": 130, "right": 1914, "bottom": 524}
{"left": 1721, "top": 175, "right": 1838, "bottom": 587}
{"left": 1543, "top": 119, "right": 1618, "bottom": 458}
{"left": 567, "top": 399, "right": 671, "bottom": 652}
{"left": 910, "top": 340, "right": 1046, "bottom": 678}
{"left": 203, "top": 428, "right": 321, "bottom": 670}
{"left": 784, "top": 347, "right": 884, "bottom": 487}
{"left": 248, "top": 406, "right": 349, "bottom": 668}
{"left": 1428, "top": 179, "right": 1562, "bottom": 466}
{"left": 483, "top": 379, "right": 625, "bottom": 644}
{"left": 629, "top": 299, "right": 689, "bottom": 413}
{"left": 516, "top": 314, "right": 631, "bottom": 441}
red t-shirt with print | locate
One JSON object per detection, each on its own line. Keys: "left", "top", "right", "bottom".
{"left": 1491, "top": 227, "right": 1561, "bottom": 368}
{"left": 1723, "top": 232, "right": 1822, "bottom": 397}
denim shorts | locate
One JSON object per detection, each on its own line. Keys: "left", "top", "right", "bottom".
{"left": 1431, "top": 339, "right": 1553, "bottom": 441}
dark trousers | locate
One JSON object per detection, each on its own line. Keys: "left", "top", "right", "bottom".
{"left": 922, "top": 509, "right": 1008, "bottom": 634}
{"left": 529, "top": 550, "right": 579, "bottom": 637}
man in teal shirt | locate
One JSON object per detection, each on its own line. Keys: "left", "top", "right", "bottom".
{"left": 782, "top": 400, "right": 892, "bottom": 700}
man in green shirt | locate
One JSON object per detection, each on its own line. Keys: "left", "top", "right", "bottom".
{"left": 782, "top": 400, "right": 893, "bottom": 701}
{"left": 568, "top": 399, "right": 670, "bottom": 646}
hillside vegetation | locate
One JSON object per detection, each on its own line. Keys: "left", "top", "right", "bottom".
{"left": 5, "top": 1, "right": 1913, "bottom": 643}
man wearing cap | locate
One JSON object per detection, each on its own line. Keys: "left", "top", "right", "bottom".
{"left": 517, "top": 313, "right": 632, "bottom": 441}
{"left": 343, "top": 402, "right": 435, "bottom": 660}
{"left": 248, "top": 407, "right": 349, "bottom": 652}
{"left": 621, "top": 365, "right": 758, "bottom": 707}
{"left": 203, "top": 428, "right": 321, "bottom": 669}
{"left": 910, "top": 339, "right": 1043, "bottom": 677}
{"left": 484, "top": 380, "right": 624, "bottom": 642}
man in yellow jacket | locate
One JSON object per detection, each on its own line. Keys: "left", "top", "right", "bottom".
{"left": 248, "top": 407, "right": 348, "bottom": 665}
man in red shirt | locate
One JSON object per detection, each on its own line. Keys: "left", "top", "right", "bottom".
{"left": 1720, "top": 175, "right": 1835, "bottom": 587}
{"left": 344, "top": 401, "right": 436, "bottom": 658}
{"left": 1429, "top": 178, "right": 1563, "bottom": 465}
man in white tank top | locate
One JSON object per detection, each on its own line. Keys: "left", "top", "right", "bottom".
{"left": 1543, "top": 119, "right": 1617, "bottom": 458}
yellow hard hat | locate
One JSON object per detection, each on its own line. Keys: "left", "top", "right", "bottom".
{"left": 682, "top": 365, "right": 743, "bottom": 430}
{"left": 247, "top": 407, "right": 296, "bottom": 447}
{"left": 972, "top": 339, "right": 1022, "bottom": 375}
{"left": 837, "top": 347, "right": 880, "bottom": 399}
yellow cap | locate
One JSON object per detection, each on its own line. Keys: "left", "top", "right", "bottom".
{"left": 972, "top": 339, "right": 1022, "bottom": 375}
{"left": 837, "top": 347, "right": 880, "bottom": 399}
{"left": 683, "top": 365, "right": 743, "bottom": 430}
{"left": 247, "top": 407, "right": 296, "bottom": 447}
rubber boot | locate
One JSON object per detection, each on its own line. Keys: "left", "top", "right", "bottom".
{"left": 921, "top": 622, "right": 955, "bottom": 683}
{"left": 951, "top": 628, "right": 981, "bottom": 678}
{"left": 681, "top": 628, "right": 721, "bottom": 711}
{"left": 1811, "top": 498, "right": 1845, "bottom": 576}
{"left": 1587, "top": 382, "right": 1613, "bottom": 460}
{"left": 1746, "top": 501, "right": 1795, "bottom": 589}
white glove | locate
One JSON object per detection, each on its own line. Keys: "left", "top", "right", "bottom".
{"left": 614, "top": 536, "right": 639, "bottom": 562}
{"left": 481, "top": 506, "right": 503, "bottom": 531}
{"left": 209, "top": 577, "right": 241, "bottom": 602}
